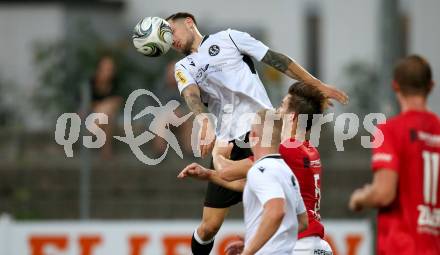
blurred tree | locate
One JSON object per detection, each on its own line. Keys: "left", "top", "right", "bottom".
{"left": 0, "top": 74, "right": 15, "bottom": 127}
{"left": 344, "top": 61, "right": 381, "bottom": 115}
{"left": 33, "top": 21, "right": 177, "bottom": 115}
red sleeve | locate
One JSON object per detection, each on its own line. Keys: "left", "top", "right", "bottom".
{"left": 371, "top": 123, "right": 399, "bottom": 172}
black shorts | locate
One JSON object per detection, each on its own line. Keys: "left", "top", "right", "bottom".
{"left": 204, "top": 133, "right": 253, "bottom": 208}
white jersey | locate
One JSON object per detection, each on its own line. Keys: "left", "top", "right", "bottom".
{"left": 174, "top": 29, "right": 273, "bottom": 141}
{"left": 243, "top": 154, "right": 306, "bottom": 255}
{"left": 294, "top": 236, "right": 333, "bottom": 255}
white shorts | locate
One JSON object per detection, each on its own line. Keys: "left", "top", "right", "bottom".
{"left": 293, "top": 236, "right": 333, "bottom": 255}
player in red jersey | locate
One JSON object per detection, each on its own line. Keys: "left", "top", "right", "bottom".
{"left": 179, "top": 82, "right": 333, "bottom": 254}
{"left": 349, "top": 55, "right": 440, "bottom": 255}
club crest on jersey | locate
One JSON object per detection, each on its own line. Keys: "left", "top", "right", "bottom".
{"left": 258, "top": 166, "right": 265, "bottom": 173}
{"left": 208, "top": 45, "right": 220, "bottom": 56}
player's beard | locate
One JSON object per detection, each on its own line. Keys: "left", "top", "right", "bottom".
{"left": 183, "top": 34, "right": 194, "bottom": 56}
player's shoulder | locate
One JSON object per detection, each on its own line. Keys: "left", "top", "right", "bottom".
{"left": 381, "top": 110, "right": 440, "bottom": 129}
{"left": 279, "top": 139, "right": 320, "bottom": 160}
{"left": 251, "top": 155, "right": 289, "bottom": 175}
{"left": 207, "top": 29, "right": 241, "bottom": 42}
{"left": 377, "top": 113, "right": 405, "bottom": 132}
{"left": 175, "top": 57, "right": 191, "bottom": 69}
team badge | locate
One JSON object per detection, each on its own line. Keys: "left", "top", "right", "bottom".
{"left": 175, "top": 70, "right": 188, "bottom": 84}
{"left": 208, "top": 45, "right": 220, "bottom": 56}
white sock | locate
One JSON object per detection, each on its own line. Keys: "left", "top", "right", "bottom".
{"left": 193, "top": 227, "right": 215, "bottom": 245}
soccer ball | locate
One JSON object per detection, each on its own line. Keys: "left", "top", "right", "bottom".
{"left": 132, "top": 17, "right": 173, "bottom": 57}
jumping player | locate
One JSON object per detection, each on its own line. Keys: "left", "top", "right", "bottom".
{"left": 349, "top": 55, "right": 440, "bottom": 255}
{"left": 166, "top": 12, "right": 347, "bottom": 254}
{"left": 210, "top": 82, "right": 333, "bottom": 254}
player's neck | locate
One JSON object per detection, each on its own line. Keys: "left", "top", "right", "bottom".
{"left": 289, "top": 121, "right": 308, "bottom": 142}
{"left": 190, "top": 30, "right": 203, "bottom": 53}
{"left": 398, "top": 94, "right": 429, "bottom": 113}
{"left": 252, "top": 147, "right": 279, "bottom": 161}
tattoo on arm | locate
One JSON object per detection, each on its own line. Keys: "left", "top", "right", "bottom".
{"left": 261, "top": 49, "right": 302, "bottom": 80}
{"left": 261, "top": 49, "right": 293, "bottom": 72}
{"left": 183, "top": 91, "right": 207, "bottom": 116}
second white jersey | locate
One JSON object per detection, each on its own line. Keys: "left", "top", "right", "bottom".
{"left": 243, "top": 154, "right": 306, "bottom": 255}
{"left": 174, "top": 29, "right": 273, "bottom": 141}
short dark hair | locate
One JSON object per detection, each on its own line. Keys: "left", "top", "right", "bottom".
{"left": 393, "top": 55, "right": 432, "bottom": 96}
{"left": 165, "top": 12, "right": 197, "bottom": 26}
{"left": 286, "top": 82, "right": 326, "bottom": 131}
{"left": 255, "top": 109, "right": 283, "bottom": 147}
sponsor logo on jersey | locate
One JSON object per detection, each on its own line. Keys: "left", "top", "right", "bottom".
{"left": 175, "top": 70, "right": 188, "bottom": 84}
{"left": 417, "top": 204, "right": 440, "bottom": 234}
{"left": 196, "top": 64, "right": 210, "bottom": 79}
{"left": 310, "top": 159, "right": 321, "bottom": 168}
{"left": 208, "top": 45, "right": 220, "bottom": 56}
{"left": 372, "top": 153, "right": 392, "bottom": 162}
{"left": 314, "top": 250, "right": 332, "bottom": 255}
{"left": 418, "top": 130, "right": 440, "bottom": 147}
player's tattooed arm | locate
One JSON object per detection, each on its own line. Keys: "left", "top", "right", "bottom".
{"left": 261, "top": 49, "right": 349, "bottom": 105}
{"left": 261, "top": 49, "right": 293, "bottom": 74}
{"left": 182, "top": 84, "right": 216, "bottom": 158}
{"left": 261, "top": 49, "right": 313, "bottom": 82}
{"left": 181, "top": 84, "right": 208, "bottom": 115}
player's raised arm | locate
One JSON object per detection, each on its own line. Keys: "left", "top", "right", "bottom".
{"left": 177, "top": 163, "right": 246, "bottom": 192}
{"left": 212, "top": 140, "right": 252, "bottom": 181}
{"left": 227, "top": 29, "right": 348, "bottom": 105}
{"left": 261, "top": 49, "right": 348, "bottom": 105}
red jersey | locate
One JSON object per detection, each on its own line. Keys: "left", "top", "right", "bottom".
{"left": 279, "top": 138, "right": 325, "bottom": 239}
{"left": 372, "top": 110, "right": 440, "bottom": 255}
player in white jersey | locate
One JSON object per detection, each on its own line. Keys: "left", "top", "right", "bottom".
{"left": 179, "top": 109, "right": 309, "bottom": 255}
{"left": 165, "top": 12, "right": 347, "bottom": 254}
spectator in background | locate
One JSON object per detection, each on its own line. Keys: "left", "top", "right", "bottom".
{"left": 90, "top": 54, "right": 123, "bottom": 159}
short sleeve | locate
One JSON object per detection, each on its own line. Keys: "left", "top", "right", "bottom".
{"left": 228, "top": 29, "right": 269, "bottom": 61}
{"left": 247, "top": 166, "right": 285, "bottom": 205}
{"left": 174, "top": 63, "right": 196, "bottom": 94}
{"left": 371, "top": 123, "right": 399, "bottom": 172}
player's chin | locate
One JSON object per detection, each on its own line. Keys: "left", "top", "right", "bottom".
{"left": 171, "top": 47, "right": 181, "bottom": 53}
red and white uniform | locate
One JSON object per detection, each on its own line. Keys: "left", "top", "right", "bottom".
{"left": 372, "top": 110, "right": 440, "bottom": 255}
{"left": 279, "top": 138, "right": 332, "bottom": 254}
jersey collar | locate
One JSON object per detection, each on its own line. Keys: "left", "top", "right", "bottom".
{"left": 255, "top": 154, "right": 282, "bottom": 164}
{"left": 199, "top": 35, "right": 209, "bottom": 47}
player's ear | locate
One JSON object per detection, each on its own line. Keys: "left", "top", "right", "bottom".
{"left": 185, "top": 17, "right": 194, "bottom": 28}
{"left": 391, "top": 80, "right": 400, "bottom": 92}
